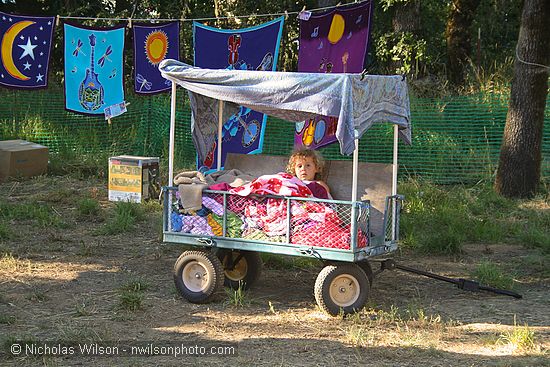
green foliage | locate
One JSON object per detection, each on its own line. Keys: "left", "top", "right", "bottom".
{"left": 225, "top": 281, "right": 250, "bottom": 307}
{"left": 117, "top": 278, "right": 149, "bottom": 312}
{"left": 400, "top": 179, "right": 550, "bottom": 254}
{"left": 0, "top": 221, "right": 13, "bottom": 240}
{"left": 375, "top": 32, "right": 427, "bottom": 75}
{"left": 96, "top": 202, "right": 145, "bottom": 235}
{"left": 77, "top": 198, "right": 101, "bottom": 216}
{"left": 472, "top": 262, "right": 515, "bottom": 290}
{"left": 0, "top": 201, "right": 67, "bottom": 228}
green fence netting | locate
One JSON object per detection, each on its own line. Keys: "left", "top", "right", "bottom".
{"left": 1, "top": 88, "right": 548, "bottom": 184}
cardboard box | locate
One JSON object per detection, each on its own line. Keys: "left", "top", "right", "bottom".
{"left": 0, "top": 140, "right": 48, "bottom": 182}
{"left": 108, "top": 155, "right": 160, "bottom": 203}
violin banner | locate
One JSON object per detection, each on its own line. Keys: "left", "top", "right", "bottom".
{"left": 133, "top": 21, "right": 179, "bottom": 94}
{"left": 0, "top": 11, "right": 55, "bottom": 89}
{"left": 63, "top": 23, "right": 125, "bottom": 115}
{"left": 294, "top": 1, "right": 373, "bottom": 150}
{"left": 193, "top": 17, "right": 284, "bottom": 172}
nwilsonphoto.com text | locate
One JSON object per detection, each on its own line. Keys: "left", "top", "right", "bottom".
{"left": 7, "top": 342, "right": 238, "bottom": 358}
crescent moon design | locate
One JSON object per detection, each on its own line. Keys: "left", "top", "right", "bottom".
{"left": 327, "top": 14, "right": 345, "bottom": 45}
{"left": 1, "top": 20, "right": 35, "bottom": 81}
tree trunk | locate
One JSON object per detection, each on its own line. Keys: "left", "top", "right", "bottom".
{"left": 446, "top": 0, "right": 481, "bottom": 85}
{"left": 392, "top": 0, "right": 421, "bottom": 33}
{"left": 391, "top": 0, "right": 421, "bottom": 74}
{"left": 494, "top": 0, "right": 550, "bottom": 198}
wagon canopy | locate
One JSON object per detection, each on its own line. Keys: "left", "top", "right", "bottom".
{"left": 159, "top": 59, "right": 412, "bottom": 156}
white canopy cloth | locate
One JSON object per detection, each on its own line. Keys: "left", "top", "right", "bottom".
{"left": 159, "top": 59, "right": 412, "bottom": 157}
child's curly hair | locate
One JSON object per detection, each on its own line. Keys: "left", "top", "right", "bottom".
{"left": 286, "top": 148, "right": 326, "bottom": 180}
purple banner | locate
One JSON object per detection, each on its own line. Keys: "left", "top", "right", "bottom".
{"left": 295, "top": 1, "right": 373, "bottom": 150}
{"left": 0, "top": 12, "right": 55, "bottom": 89}
{"left": 133, "top": 22, "right": 179, "bottom": 94}
{"left": 193, "top": 17, "right": 284, "bottom": 172}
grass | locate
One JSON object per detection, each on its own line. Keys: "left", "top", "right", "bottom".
{"left": 225, "top": 281, "right": 250, "bottom": 308}
{"left": 96, "top": 201, "right": 145, "bottom": 235}
{"left": 116, "top": 277, "right": 149, "bottom": 312}
{"left": 472, "top": 261, "right": 515, "bottom": 290}
{"left": 0, "top": 253, "right": 31, "bottom": 272}
{"left": 0, "top": 201, "right": 67, "bottom": 228}
{"left": 0, "top": 315, "right": 16, "bottom": 325}
{"left": 77, "top": 198, "right": 101, "bottom": 216}
{"left": 0, "top": 221, "right": 13, "bottom": 240}
{"left": 497, "top": 318, "right": 537, "bottom": 352}
{"left": 399, "top": 179, "right": 550, "bottom": 254}
{"left": 260, "top": 253, "right": 319, "bottom": 270}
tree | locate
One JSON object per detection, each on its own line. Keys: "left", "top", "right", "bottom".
{"left": 494, "top": 0, "right": 550, "bottom": 198}
{"left": 445, "top": 0, "right": 480, "bottom": 85}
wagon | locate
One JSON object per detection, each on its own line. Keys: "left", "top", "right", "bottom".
{"left": 158, "top": 59, "right": 412, "bottom": 315}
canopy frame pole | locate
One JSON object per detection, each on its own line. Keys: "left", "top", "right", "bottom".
{"left": 217, "top": 100, "right": 224, "bottom": 171}
{"left": 350, "top": 137, "right": 359, "bottom": 250}
{"left": 168, "top": 82, "right": 177, "bottom": 186}
{"left": 351, "top": 138, "right": 359, "bottom": 202}
{"left": 392, "top": 124, "right": 399, "bottom": 241}
{"left": 168, "top": 82, "right": 177, "bottom": 232}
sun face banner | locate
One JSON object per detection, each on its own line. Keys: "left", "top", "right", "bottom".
{"left": 133, "top": 22, "right": 179, "bottom": 94}
{"left": 193, "top": 17, "right": 284, "bottom": 172}
{"left": 294, "top": 1, "right": 373, "bottom": 150}
{"left": 0, "top": 12, "right": 55, "bottom": 89}
{"left": 64, "top": 23, "right": 125, "bottom": 115}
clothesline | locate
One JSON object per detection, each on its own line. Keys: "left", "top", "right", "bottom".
{"left": 56, "top": 0, "right": 361, "bottom": 23}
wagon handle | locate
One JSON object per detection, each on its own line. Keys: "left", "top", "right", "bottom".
{"left": 375, "top": 259, "right": 522, "bottom": 299}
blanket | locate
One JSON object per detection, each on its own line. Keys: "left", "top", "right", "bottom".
{"left": 205, "top": 169, "right": 256, "bottom": 188}
{"left": 174, "top": 171, "right": 207, "bottom": 211}
{"left": 229, "top": 173, "right": 313, "bottom": 197}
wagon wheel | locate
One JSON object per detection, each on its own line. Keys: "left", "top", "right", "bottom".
{"left": 173, "top": 250, "right": 225, "bottom": 304}
{"left": 217, "top": 250, "right": 262, "bottom": 290}
{"left": 314, "top": 263, "right": 370, "bottom": 316}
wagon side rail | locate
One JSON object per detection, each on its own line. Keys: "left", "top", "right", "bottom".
{"left": 162, "top": 186, "right": 390, "bottom": 262}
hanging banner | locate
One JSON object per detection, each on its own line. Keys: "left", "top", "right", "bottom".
{"left": 295, "top": 1, "right": 373, "bottom": 150}
{"left": 0, "top": 11, "right": 55, "bottom": 89}
{"left": 193, "top": 17, "right": 284, "bottom": 172}
{"left": 133, "top": 22, "right": 179, "bottom": 94}
{"left": 64, "top": 23, "right": 125, "bottom": 115}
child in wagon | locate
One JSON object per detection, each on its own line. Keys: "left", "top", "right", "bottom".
{"left": 286, "top": 148, "right": 332, "bottom": 200}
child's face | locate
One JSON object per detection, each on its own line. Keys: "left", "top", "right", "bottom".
{"left": 294, "top": 156, "right": 318, "bottom": 181}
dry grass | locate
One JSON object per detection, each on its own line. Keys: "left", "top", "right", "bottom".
{"left": 0, "top": 176, "right": 548, "bottom": 366}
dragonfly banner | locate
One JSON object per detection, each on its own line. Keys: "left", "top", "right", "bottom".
{"left": 294, "top": 1, "right": 373, "bottom": 150}
{"left": 0, "top": 11, "right": 55, "bottom": 89}
{"left": 133, "top": 21, "right": 179, "bottom": 94}
{"left": 193, "top": 17, "right": 284, "bottom": 172}
{"left": 64, "top": 23, "right": 125, "bottom": 115}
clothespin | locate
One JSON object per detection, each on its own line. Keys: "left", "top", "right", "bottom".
{"left": 55, "top": 15, "right": 60, "bottom": 27}
{"left": 401, "top": 74, "right": 406, "bottom": 81}
{"left": 337, "top": 2, "right": 342, "bottom": 6}
{"left": 128, "top": 17, "right": 132, "bottom": 28}
{"left": 284, "top": 10, "right": 289, "bottom": 20}
{"left": 107, "top": 117, "right": 112, "bottom": 125}
{"left": 298, "top": 6, "right": 312, "bottom": 21}
{"left": 360, "top": 68, "right": 368, "bottom": 81}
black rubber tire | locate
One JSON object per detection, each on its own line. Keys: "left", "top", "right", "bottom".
{"left": 173, "top": 250, "right": 225, "bottom": 304}
{"left": 314, "top": 263, "right": 370, "bottom": 316}
{"left": 217, "top": 250, "right": 263, "bottom": 290}
{"left": 357, "top": 260, "right": 374, "bottom": 286}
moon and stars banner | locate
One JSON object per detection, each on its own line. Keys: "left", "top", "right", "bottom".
{"left": 64, "top": 23, "right": 125, "bottom": 115}
{"left": 193, "top": 17, "right": 284, "bottom": 172}
{"left": 133, "top": 22, "right": 179, "bottom": 94}
{"left": 294, "top": 1, "right": 373, "bottom": 150}
{"left": 0, "top": 12, "right": 55, "bottom": 89}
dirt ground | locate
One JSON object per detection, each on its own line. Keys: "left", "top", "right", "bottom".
{"left": 0, "top": 176, "right": 548, "bottom": 367}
